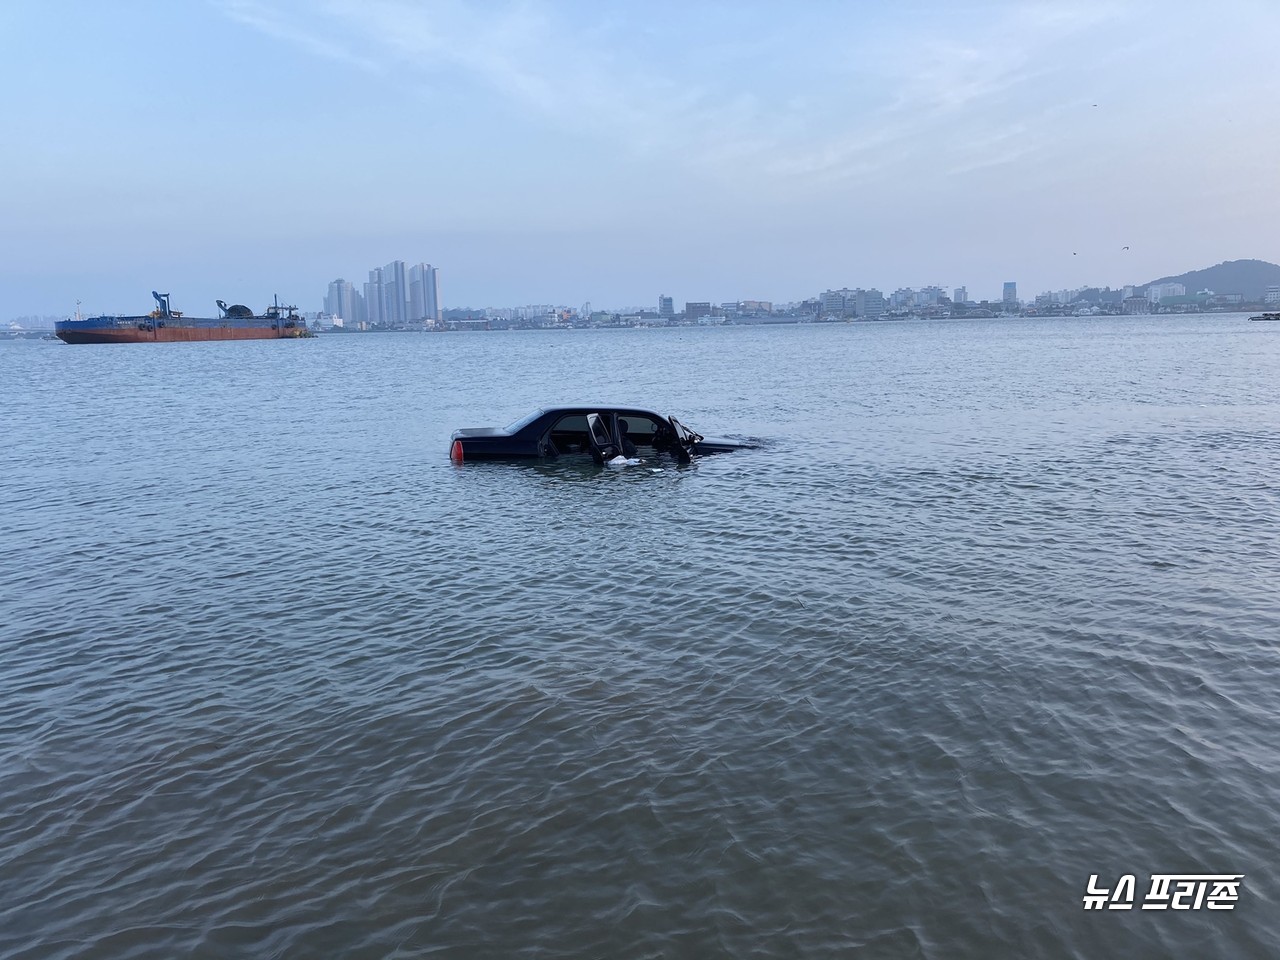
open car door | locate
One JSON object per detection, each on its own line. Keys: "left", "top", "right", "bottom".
{"left": 586, "top": 412, "right": 618, "bottom": 465}
{"left": 666, "top": 416, "right": 703, "bottom": 463}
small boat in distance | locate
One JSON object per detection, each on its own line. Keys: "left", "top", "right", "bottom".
{"left": 1248, "top": 312, "right": 1280, "bottom": 322}
{"left": 55, "top": 291, "right": 312, "bottom": 344}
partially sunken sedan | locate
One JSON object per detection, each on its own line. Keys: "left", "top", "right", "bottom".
{"left": 449, "top": 406, "right": 755, "bottom": 464}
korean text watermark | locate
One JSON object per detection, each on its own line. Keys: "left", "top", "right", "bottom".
{"left": 1084, "top": 874, "right": 1243, "bottom": 911}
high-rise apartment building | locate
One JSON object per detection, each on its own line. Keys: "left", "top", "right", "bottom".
{"left": 324, "top": 279, "right": 360, "bottom": 322}
{"left": 658, "top": 295, "right": 673, "bottom": 317}
{"left": 409, "top": 263, "right": 441, "bottom": 322}
{"left": 340, "top": 260, "right": 441, "bottom": 327}
{"left": 954, "top": 286, "right": 967, "bottom": 304}
{"left": 364, "top": 267, "right": 385, "bottom": 326}
{"left": 1003, "top": 282, "right": 1018, "bottom": 307}
{"left": 381, "top": 260, "right": 408, "bottom": 326}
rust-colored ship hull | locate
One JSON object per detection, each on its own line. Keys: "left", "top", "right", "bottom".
{"left": 55, "top": 292, "right": 310, "bottom": 344}
{"left": 56, "top": 322, "right": 311, "bottom": 344}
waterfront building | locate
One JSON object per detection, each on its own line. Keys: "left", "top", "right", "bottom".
{"left": 327, "top": 287, "right": 346, "bottom": 323}
{"left": 920, "top": 286, "right": 944, "bottom": 306}
{"left": 855, "top": 288, "right": 886, "bottom": 319}
{"left": 364, "top": 267, "right": 384, "bottom": 326}
{"left": 1147, "top": 282, "right": 1186, "bottom": 302}
{"left": 323, "top": 279, "right": 361, "bottom": 324}
{"left": 409, "top": 263, "right": 441, "bottom": 322}
{"left": 685, "top": 302, "right": 712, "bottom": 319}
{"left": 336, "top": 259, "right": 441, "bottom": 327}
{"left": 515, "top": 304, "right": 557, "bottom": 321}
{"left": 1265, "top": 285, "right": 1280, "bottom": 304}
{"left": 954, "top": 286, "right": 967, "bottom": 304}
{"left": 380, "top": 260, "right": 408, "bottom": 326}
{"left": 658, "top": 295, "right": 674, "bottom": 317}
{"left": 821, "top": 289, "right": 850, "bottom": 315}
{"left": 1003, "top": 282, "right": 1018, "bottom": 308}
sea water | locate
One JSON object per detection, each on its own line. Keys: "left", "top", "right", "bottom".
{"left": 2, "top": 315, "right": 1277, "bottom": 958}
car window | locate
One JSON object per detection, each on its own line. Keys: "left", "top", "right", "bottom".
{"left": 549, "top": 414, "right": 589, "bottom": 433}
{"left": 619, "top": 415, "right": 662, "bottom": 440}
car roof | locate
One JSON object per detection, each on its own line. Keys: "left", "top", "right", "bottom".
{"left": 535, "top": 404, "right": 667, "bottom": 416}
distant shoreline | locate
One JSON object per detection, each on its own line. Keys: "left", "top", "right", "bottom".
{"left": 313, "top": 311, "right": 1263, "bottom": 334}
{"left": 5, "top": 311, "right": 1267, "bottom": 341}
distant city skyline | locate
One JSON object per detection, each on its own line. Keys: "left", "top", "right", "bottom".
{"left": 2, "top": 2, "right": 1279, "bottom": 316}
{"left": 325, "top": 260, "right": 440, "bottom": 326}
{"left": 9, "top": 272, "right": 1277, "bottom": 332}
{"left": 8, "top": 258, "right": 1279, "bottom": 330}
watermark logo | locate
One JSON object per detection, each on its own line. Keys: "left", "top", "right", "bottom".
{"left": 1084, "top": 874, "right": 1244, "bottom": 911}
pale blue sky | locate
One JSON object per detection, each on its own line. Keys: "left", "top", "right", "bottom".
{"left": 2, "top": 0, "right": 1278, "bottom": 315}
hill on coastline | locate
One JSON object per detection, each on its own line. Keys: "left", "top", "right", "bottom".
{"left": 1140, "top": 259, "right": 1280, "bottom": 298}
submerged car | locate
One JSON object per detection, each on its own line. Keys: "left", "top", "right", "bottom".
{"left": 449, "top": 406, "right": 754, "bottom": 464}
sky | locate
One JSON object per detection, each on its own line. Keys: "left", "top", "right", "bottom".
{"left": 2, "top": 0, "right": 1279, "bottom": 316}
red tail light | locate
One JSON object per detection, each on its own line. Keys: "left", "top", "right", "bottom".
{"left": 450, "top": 439, "right": 464, "bottom": 462}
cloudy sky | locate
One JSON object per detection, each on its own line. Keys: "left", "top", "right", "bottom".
{"left": 2, "top": 0, "right": 1278, "bottom": 315}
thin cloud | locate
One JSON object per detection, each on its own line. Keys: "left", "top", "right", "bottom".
{"left": 213, "top": 0, "right": 1143, "bottom": 191}
{"left": 215, "top": 0, "right": 384, "bottom": 73}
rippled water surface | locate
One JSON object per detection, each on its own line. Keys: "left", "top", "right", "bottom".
{"left": 3, "top": 316, "right": 1279, "bottom": 958}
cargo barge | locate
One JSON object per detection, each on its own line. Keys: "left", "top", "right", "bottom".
{"left": 55, "top": 291, "right": 311, "bottom": 344}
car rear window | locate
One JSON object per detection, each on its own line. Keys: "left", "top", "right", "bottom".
{"left": 504, "top": 409, "right": 545, "bottom": 432}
